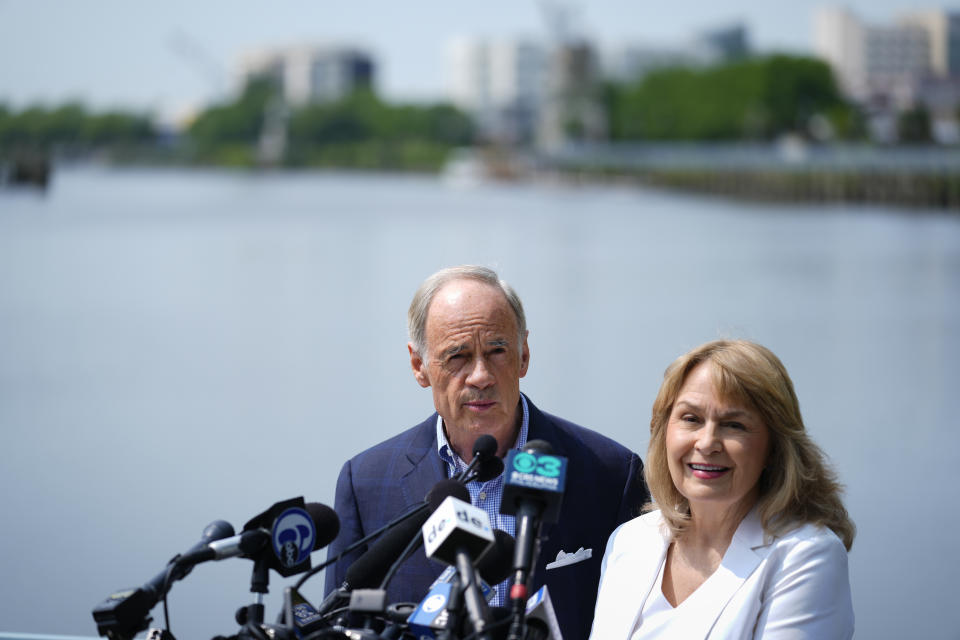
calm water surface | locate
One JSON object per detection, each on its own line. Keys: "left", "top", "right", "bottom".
{"left": 1, "top": 167, "right": 958, "bottom": 639}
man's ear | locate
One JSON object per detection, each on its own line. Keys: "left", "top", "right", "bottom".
{"left": 518, "top": 330, "right": 530, "bottom": 378}
{"left": 409, "top": 343, "right": 431, "bottom": 388}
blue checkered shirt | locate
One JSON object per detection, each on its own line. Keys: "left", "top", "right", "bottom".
{"left": 435, "top": 394, "right": 530, "bottom": 607}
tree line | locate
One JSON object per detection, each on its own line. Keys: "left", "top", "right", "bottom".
{"left": 0, "top": 103, "right": 155, "bottom": 150}
{"left": 0, "top": 78, "right": 474, "bottom": 170}
{"left": 187, "top": 78, "right": 473, "bottom": 169}
{"left": 0, "top": 54, "right": 940, "bottom": 169}
{"left": 603, "top": 54, "right": 936, "bottom": 143}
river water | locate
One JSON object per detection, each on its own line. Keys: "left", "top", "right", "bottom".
{"left": 1, "top": 166, "right": 957, "bottom": 639}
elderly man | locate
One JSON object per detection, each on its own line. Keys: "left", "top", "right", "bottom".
{"left": 325, "top": 265, "right": 647, "bottom": 640}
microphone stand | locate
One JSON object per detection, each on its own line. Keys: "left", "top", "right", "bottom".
{"left": 507, "top": 503, "right": 543, "bottom": 640}
{"left": 232, "top": 555, "right": 295, "bottom": 640}
{"left": 455, "top": 550, "right": 493, "bottom": 640}
{"left": 435, "top": 573, "right": 463, "bottom": 640}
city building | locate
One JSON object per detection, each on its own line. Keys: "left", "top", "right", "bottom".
{"left": 238, "top": 45, "right": 374, "bottom": 106}
{"left": 814, "top": 7, "right": 960, "bottom": 142}
{"left": 815, "top": 7, "right": 931, "bottom": 107}
{"left": 446, "top": 37, "right": 546, "bottom": 144}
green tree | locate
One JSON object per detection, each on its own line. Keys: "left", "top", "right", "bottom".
{"left": 605, "top": 55, "right": 852, "bottom": 141}
{"left": 189, "top": 77, "right": 276, "bottom": 147}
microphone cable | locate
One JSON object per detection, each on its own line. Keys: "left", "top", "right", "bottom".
{"left": 377, "top": 528, "right": 425, "bottom": 591}
{"left": 293, "top": 499, "right": 430, "bottom": 590}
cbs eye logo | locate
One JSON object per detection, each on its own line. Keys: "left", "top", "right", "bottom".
{"left": 512, "top": 452, "right": 562, "bottom": 477}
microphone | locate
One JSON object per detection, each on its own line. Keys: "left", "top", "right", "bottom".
{"left": 473, "top": 455, "right": 506, "bottom": 483}
{"left": 426, "top": 527, "right": 515, "bottom": 603}
{"left": 478, "top": 528, "right": 516, "bottom": 589}
{"left": 524, "top": 586, "right": 563, "bottom": 640}
{"left": 457, "top": 434, "right": 499, "bottom": 482}
{"left": 92, "top": 519, "right": 235, "bottom": 639}
{"left": 499, "top": 440, "right": 567, "bottom": 640}
{"left": 407, "top": 529, "right": 513, "bottom": 639}
{"left": 93, "top": 500, "right": 338, "bottom": 640}
{"left": 420, "top": 495, "right": 495, "bottom": 640}
{"left": 176, "top": 501, "right": 340, "bottom": 577}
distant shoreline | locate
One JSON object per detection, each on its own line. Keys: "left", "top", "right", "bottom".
{"left": 541, "top": 164, "right": 960, "bottom": 210}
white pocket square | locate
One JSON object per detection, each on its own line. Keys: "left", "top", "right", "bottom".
{"left": 545, "top": 547, "right": 593, "bottom": 570}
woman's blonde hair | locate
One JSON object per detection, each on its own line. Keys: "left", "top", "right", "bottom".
{"left": 646, "top": 340, "right": 855, "bottom": 550}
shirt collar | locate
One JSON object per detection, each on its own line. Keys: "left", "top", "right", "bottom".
{"left": 436, "top": 394, "right": 530, "bottom": 472}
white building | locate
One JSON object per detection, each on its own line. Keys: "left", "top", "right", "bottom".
{"left": 901, "top": 9, "right": 960, "bottom": 77}
{"left": 446, "top": 37, "right": 546, "bottom": 143}
{"left": 814, "top": 7, "right": 932, "bottom": 107}
{"left": 813, "top": 7, "right": 960, "bottom": 106}
{"left": 814, "top": 7, "right": 960, "bottom": 142}
{"left": 238, "top": 45, "right": 374, "bottom": 106}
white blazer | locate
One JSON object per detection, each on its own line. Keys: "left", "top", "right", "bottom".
{"left": 588, "top": 509, "right": 854, "bottom": 640}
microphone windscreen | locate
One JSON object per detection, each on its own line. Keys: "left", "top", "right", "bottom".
{"left": 474, "top": 456, "right": 505, "bottom": 482}
{"left": 304, "top": 503, "right": 341, "bottom": 550}
{"left": 524, "top": 439, "right": 554, "bottom": 454}
{"left": 477, "top": 529, "right": 515, "bottom": 585}
{"left": 472, "top": 434, "right": 499, "bottom": 459}
{"left": 344, "top": 480, "right": 470, "bottom": 589}
{"left": 201, "top": 520, "right": 236, "bottom": 543}
{"left": 344, "top": 508, "right": 431, "bottom": 588}
{"left": 425, "top": 478, "right": 470, "bottom": 509}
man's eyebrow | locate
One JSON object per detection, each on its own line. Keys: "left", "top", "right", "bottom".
{"left": 487, "top": 339, "right": 509, "bottom": 348}
{"left": 442, "top": 344, "right": 468, "bottom": 358}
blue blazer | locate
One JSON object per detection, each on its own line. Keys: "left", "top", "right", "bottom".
{"left": 324, "top": 396, "right": 648, "bottom": 640}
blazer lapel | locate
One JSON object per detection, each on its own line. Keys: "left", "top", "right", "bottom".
{"left": 398, "top": 415, "right": 447, "bottom": 509}
{"left": 670, "top": 509, "right": 767, "bottom": 639}
{"left": 625, "top": 516, "right": 672, "bottom": 637}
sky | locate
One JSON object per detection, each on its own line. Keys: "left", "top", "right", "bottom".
{"left": 0, "top": 0, "right": 941, "bottom": 123}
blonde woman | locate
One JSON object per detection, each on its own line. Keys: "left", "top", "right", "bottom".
{"left": 590, "top": 340, "right": 854, "bottom": 639}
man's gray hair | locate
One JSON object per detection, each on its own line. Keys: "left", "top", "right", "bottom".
{"left": 408, "top": 265, "right": 527, "bottom": 359}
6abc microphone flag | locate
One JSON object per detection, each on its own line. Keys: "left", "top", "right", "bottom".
{"left": 91, "top": 437, "right": 568, "bottom": 640}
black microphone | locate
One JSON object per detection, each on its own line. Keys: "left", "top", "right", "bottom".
{"left": 92, "top": 519, "right": 235, "bottom": 640}
{"left": 473, "top": 455, "right": 506, "bottom": 483}
{"left": 175, "top": 502, "right": 339, "bottom": 574}
{"left": 478, "top": 529, "right": 516, "bottom": 588}
{"left": 457, "top": 434, "right": 499, "bottom": 482}
{"left": 499, "top": 440, "right": 568, "bottom": 640}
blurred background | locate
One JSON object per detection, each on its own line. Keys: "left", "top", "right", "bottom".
{"left": 1, "top": 1, "right": 958, "bottom": 639}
